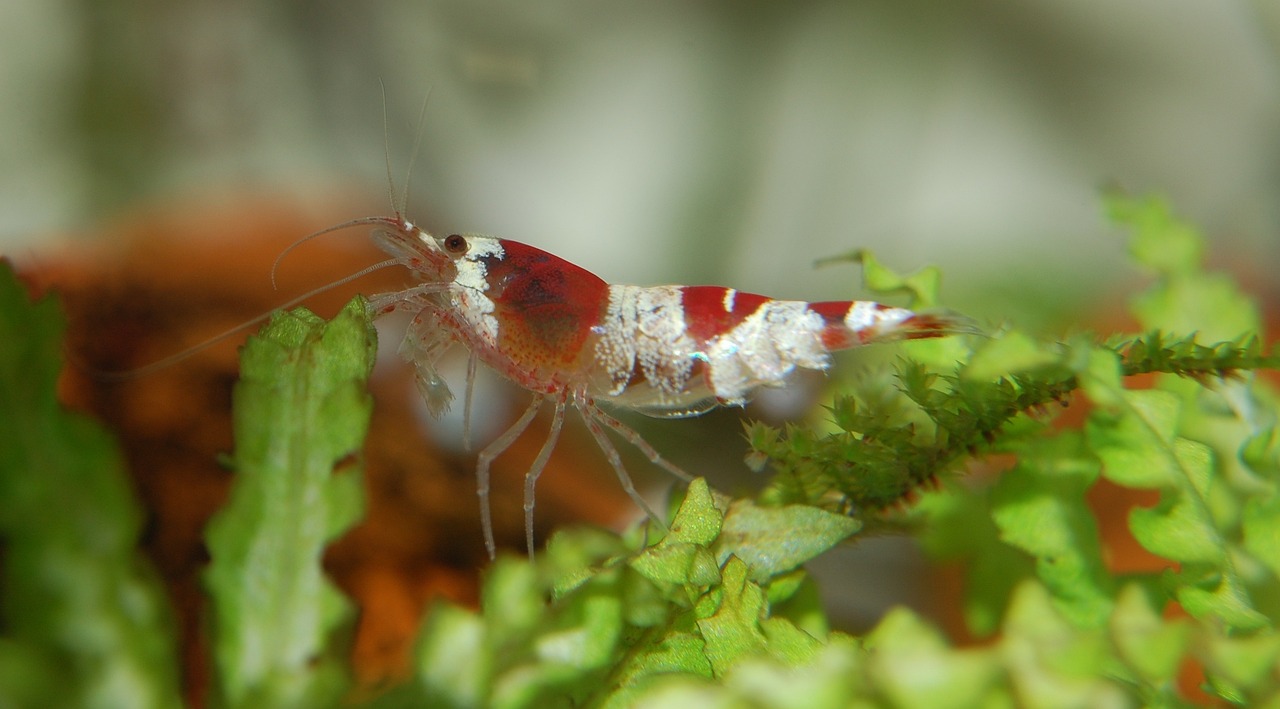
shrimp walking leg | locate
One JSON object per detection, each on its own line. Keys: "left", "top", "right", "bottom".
{"left": 578, "top": 397, "right": 673, "bottom": 535}
{"left": 475, "top": 394, "right": 544, "bottom": 559}
{"left": 521, "top": 391, "right": 568, "bottom": 559}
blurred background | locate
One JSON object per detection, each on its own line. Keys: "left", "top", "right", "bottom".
{"left": 5, "top": 0, "right": 1278, "bottom": 306}
{"left": 5, "top": 0, "right": 1280, "bottom": 689}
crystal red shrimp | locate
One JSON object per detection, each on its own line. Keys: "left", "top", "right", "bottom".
{"left": 357, "top": 214, "right": 961, "bottom": 560}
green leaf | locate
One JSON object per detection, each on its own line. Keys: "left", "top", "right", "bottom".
{"left": 695, "top": 557, "right": 768, "bottom": 676}
{"left": 1108, "top": 192, "right": 1260, "bottom": 339}
{"left": 416, "top": 602, "right": 489, "bottom": 709}
{"left": 1244, "top": 494, "right": 1280, "bottom": 581}
{"left": 1201, "top": 631, "right": 1280, "bottom": 697}
{"left": 713, "top": 500, "right": 860, "bottom": 583}
{"left": 630, "top": 543, "right": 721, "bottom": 587}
{"left": 203, "top": 297, "right": 376, "bottom": 709}
{"left": 816, "top": 249, "right": 941, "bottom": 309}
{"left": 1087, "top": 389, "right": 1184, "bottom": 489}
{"left": 1085, "top": 384, "right": 1271, "bottom": 630}
{"left": 916, "top": 482, "right": 1036, "bottom": 637}
{"left": 1242, "top": 426, "right": 1280, "bottom": 479}
{"left": 999, "top": 582, "right": 1128, "bottom": 707}
{"left": 534, "top": 580, "right": 624, "bottom": 669}
{"left": 630, "top": 479, "right": 724, "bottom": 588}
{"left": 962, "top": 329, "right": 1065, "bottom": 382}
{"left": 665, "top": 477, "right": 724, "bottom": 546}
{"left": 1176, "top": 569, "right": 1269, "bottom": 632}
{"left": 862, "top": 608, "right": 1000, "bottom": 708}
{"left": 482, "top": 558, "right": 545, "bottom": 642}
{"left": 1108, "top": 584, "right": 1188, "bottom": 684}
{"left": 990, "top": 433, "right": 1114, "bottom": 628}
{"left": 1125, "top": 442, "right": 1222, "bottom": 564}
{"left": 1107, "top": 192, "right": 1203, "bottom": 278}
{"left": 0, "top": 261, "right": 182, "bottom": 709}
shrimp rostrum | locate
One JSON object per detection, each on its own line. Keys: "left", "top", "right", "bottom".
{"left": 354, "top": 214, "right": 961, "bottom": 559}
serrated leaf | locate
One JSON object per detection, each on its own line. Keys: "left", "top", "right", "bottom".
{"left": 1243, "top": 494, "right": 1280, "bottom": 581}
{"left": 862, "top": 608, "right": 1000, "bottom": 708}
{"left": 534, "top": 582, "right": 624, "bottom": 669}
{"left": 0, "top": 261, "right": 182, "bottom": 709}
{"left": 962, "top": 329, "right": 1064, "bottom": 382}
{"left": 990, "top": 434, "right": 1113, "bottom": 628}
{"left": 618, "top": 629, "right": 713, "bottom": 683}
{"left": 1087, "top": 389, "right": 1183, "bottom": 488}
{"left": 416, "top": 602, "right": 490, "bottom": 709}
{"left": 203, "top": 298, "right": 376, "bottom": 709}
{"left": 666, "top": 478, "right": 724, "bottom": 546}
{"left": 1000, "top": 581, "right": 1126, "bottom": 707}
{"left": 713, "top": 500, "right": 860, "bottom": 582}
{"left": 482, "top": 558, "right": 545, "bottom": 640}
{"left": 629, "top": 479, "right": 724, "bottom": 588}
{"left": 695, "top": 557, "right": 768, "bottom": 676}
{"left": 631, "top": 542, "right": 721, "bottom": 587}
{"left": 1108, "top": 192, "right": 1260, "bottom": 339}
{"left": 758, "top": 617, "right": 822, "bottom": 665}
{"left": 1109, "top": 584, "right": 1188, "bottom": 684}
{"left": 816, "top": 249, "right": 940, "bottom": 309}
{"left": 1107, "top": 192, "right": 1203, "bottom": 278}
{"left": 1202, "top": 631, "right": 1280, "bottom": 695}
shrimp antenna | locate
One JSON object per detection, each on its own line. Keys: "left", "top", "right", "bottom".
{"left": 93, "top": 257, "right": 406, "bottom": 383}
{"left": 381, "top": 79, "right": 398, "bottom": 215}
{"left": 399, "top": 88, "right": 433, "bottom": 219}
{"left": 270, "top": 215, "right": 394, "bottom": 290}
{"left": 272, "top": 85, "right": 432, "bottom": 290}
{"left": 379, "top": 83, "right": 433, "bottom": 219}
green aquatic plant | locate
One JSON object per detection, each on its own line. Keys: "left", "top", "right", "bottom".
{"left": 1, "top": 193, "right": 1277, "bottom": 707}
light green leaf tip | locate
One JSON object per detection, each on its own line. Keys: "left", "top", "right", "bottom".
{"left": 990, "top": 436, "right": 1113, "bottom": 629}
{"left": 714, "top": 500, "right": 860, "bottom": 582}
{"left": 1107, "top": 191, "right": 1260, "bottom": 339}
{"left": 862, "top": 608, "right": 999, "bottom": 708}
{"left": 962, "top": 329, "right": 1064, "bottom": 382}
{"left": 1106, "top": 192, "right": 1203, "bottom": 278}
{"left": 816, "top": 248, "right": 940, "bottom": 309}
{"left": 630, "top": 479, "right": 724, "bottom": 587}
{"left": 1108, "top": 584, "right": 1189, "bottom": 684}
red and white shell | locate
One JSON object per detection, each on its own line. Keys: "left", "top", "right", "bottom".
{"left": 363, "top": 215, "right": 959, "bottom": 559}
{"left": 370, "top": 219, "right": 951, "bottom": 417}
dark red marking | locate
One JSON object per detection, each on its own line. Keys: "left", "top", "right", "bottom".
{"left": 896, "top": 313, "right": 955, "bottom": 339}
{"left": 681, "top": 286, "right": 771, "bottom": 345}
{"left": 808, "top": 300, "right": 858, "bottom": 350}
{"left": 483, "top": 241, "right": 609, "bottom": 368}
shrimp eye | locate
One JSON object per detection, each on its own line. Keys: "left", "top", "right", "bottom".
{"left": 443, "top": 234, "right": 468, "bottom": 255}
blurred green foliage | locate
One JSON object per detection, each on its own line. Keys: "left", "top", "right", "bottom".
{"left": 1, "top": 193, "right": 1278, "bottom": 706}
{"left": 0, "top": 264, "right": 181, "bottom": 708}
{"left": 204, "top": 299, "right": 375, "bottom": 708}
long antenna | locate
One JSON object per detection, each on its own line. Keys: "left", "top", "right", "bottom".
{"left": 94, "top": 257, "right": 405, "bottom": 382}
{"left": 401, "top": 88, "right": 433, "bottom": 220}
{"left": 380, "top": 79, "right": 398, "bottom": 215}
{"left": 270, "top": 215, "right": 394, "bottom": 290}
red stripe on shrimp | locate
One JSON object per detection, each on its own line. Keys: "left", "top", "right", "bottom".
{"left": 680, "top": 286, "right": 771, "bottom": 344}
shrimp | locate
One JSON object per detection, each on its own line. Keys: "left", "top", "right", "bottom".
{"left": 350, "top": 214, "right": 961, "bottom": 559}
